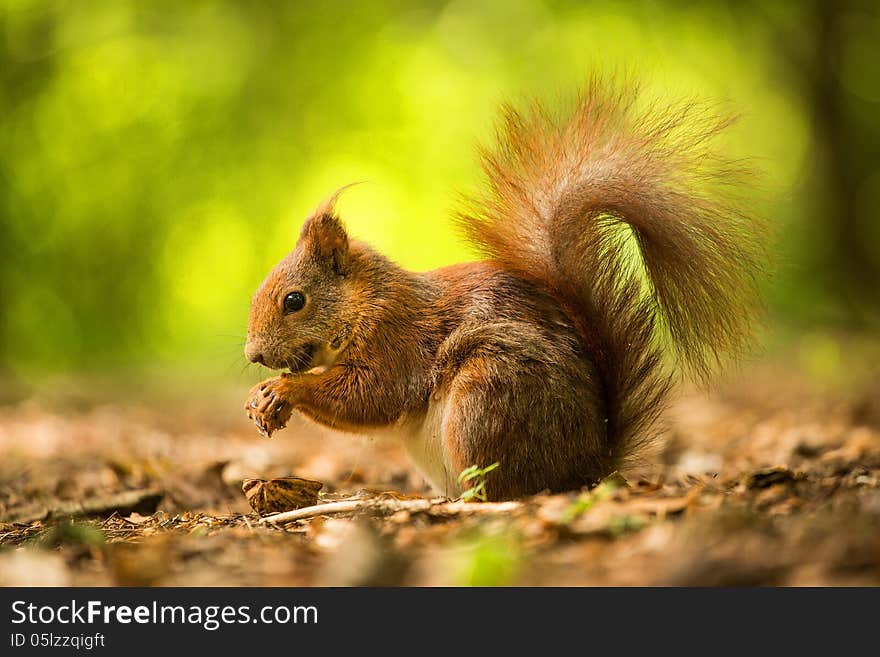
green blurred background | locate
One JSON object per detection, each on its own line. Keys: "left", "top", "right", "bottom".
{"left": 1, "top": 0, "right": 878, "bottom": 390}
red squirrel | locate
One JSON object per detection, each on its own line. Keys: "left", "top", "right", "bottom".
{"left": 243, "top": 79, "right": 766, "bottom": 501}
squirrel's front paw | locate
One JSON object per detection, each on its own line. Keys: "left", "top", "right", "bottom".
{"left": 245, "top": 376, "right": 294, "bottom": 438}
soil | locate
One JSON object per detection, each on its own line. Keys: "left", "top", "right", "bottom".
{"left": 2, "top": 351, "right": 879, "bottom": 586}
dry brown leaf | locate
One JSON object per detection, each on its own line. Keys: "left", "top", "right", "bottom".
{"left": 242, "top": 477, "right": 324, "bottom": 516}
{"left": 123, "top": 512, "right": 154, "bottom": 524}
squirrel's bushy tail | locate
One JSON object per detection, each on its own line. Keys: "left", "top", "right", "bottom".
{"left": 457, "top": 77, "right": 766, "bottom": 468}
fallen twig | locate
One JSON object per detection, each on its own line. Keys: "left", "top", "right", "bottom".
{"left": 257, "top": 496, "right": 521, "bottom": 525}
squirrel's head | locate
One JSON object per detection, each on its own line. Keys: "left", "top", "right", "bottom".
{"left": 245, "top": 198, "right": 356, "bottom": 374}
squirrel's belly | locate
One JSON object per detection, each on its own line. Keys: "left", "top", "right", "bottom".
{"left": 364, "top": 395, "right": 461, "bottom": 498}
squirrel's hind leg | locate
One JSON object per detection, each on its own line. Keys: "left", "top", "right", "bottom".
{"left": 439, "top": 351, "right": 608, "bottom": 501}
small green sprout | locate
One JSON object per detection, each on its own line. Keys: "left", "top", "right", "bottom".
{"left": 31, "top": 520, "right": 105, "bottom": 549}
{"left": 450, "top": 525, "right": 521, "bottom": 586}
{"left": 608, "top": 514, "right": 645, "bottom": 536}
{"left": 559, "top": 476, "right": 622, "bottom": 524}
{"left": 457, "top": 462, "right": 500, "bottom": 502}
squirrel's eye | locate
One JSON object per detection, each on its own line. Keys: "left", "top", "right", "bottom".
{"left": 283, "top": 291, "right": 306, "bottom": 314}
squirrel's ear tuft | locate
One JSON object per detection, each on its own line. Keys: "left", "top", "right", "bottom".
{"left": 301, "top": 203, "right": 349, "bottom": 276}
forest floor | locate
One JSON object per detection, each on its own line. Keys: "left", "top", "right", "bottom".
{"left": 2, "top": 344, "right": 880, "bottom": 586}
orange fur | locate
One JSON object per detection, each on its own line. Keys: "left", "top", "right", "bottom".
{"left": 244, "top": 78, "right": 766, "bottom": 499}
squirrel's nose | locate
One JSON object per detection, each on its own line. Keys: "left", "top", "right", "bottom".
{"left": 244, "top": 343, "right": 265, "bottom": 365}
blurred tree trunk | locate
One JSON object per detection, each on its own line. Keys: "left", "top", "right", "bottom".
{"left": 0, "top": 9, "right": 58, "bottom": 378}
{"left": 809, "top": 0, "right": 880, "bottom": 318}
